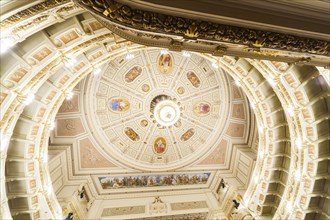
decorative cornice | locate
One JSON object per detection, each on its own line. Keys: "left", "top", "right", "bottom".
{"left": 74, "top": 0, "right": 329, "bottom": 58}
{"left": 0, "top": 0, "right": 71, "bottom": 29}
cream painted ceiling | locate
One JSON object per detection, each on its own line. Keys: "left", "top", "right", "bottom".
{"left": 1, "top": 1, "right": 329, "bottom": 220}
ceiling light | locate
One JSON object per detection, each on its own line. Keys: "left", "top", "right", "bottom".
{"left": 49, "top": 121, "right": 56, "bottom": 130}
{"left": 0, "top": 135, "right": 9, "bottom": 152}
{"left": 93, "top": 67, "right": 101, "bottom": 75}
{"left": 250, "top": 102, "right": 256, "bottom": 109}
{"left": 287, "top": 107, "right": 294, "bottom": 117}
{"left": 235, "top": 80, "right": 242, "bottom": 87}
{"left": 23, "top": 93, "right": 35, "bottom": 105}
{"left": 0, "top": 38, "right": 15, "bottom": 54}
{"left": 125, "top": 53, "right": 134, "bottom": 60}
{"left": 160, "top": 49, "right": 169, "bottom": 55}
{"left": 47, "top": 185, "right": 52, "bottom": 195}
{"left": 258, "top": 150, "right": 264, "bottom": 158}
{"left": 254, "top": 176, "right": 259, "bottom": 183}
{"left": 295, "top": 137, "right": 302, "bottom": 149}
{"left": 267, "top": 77, "right": 277, "bottom": 86}
{"left": 258, "top": 126, "right": 264, "bottom": 134}
{"left": 43, "top": 152, "right": 48, "bottom": 163}
{"left": 212, "top": 62, "right": 219, "bottom": 69}
{"left": 286, "top": 201, "right": 293, "bottom": 212}
{"left": 64, "top": 56, "right": 77, "bottom": 68}
{"left": 294, "top": 170, "right": 301, "bottom": 181}
{"left": 66, "top": 91, "right": 73, "bottom": 100}
{"left": 182, "top": 51, "right": 191, "bottom": 57}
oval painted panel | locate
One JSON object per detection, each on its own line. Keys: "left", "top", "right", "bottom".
{"left": 124, "top": 127, "right": 140, "bottom": 141}
{"left": 125, "top": 66, "right": 142, "bottom": 83}
{"left": 187, "top": 71, "right": 200, "bottom": 88}
{"left": 153, "top": 137, "right": 167, "bottom": 154}
{"left": 109, "top": 97, "right": 130, "bottom": 112}
{"left": 158, "top": 54, "right": 173, "bottom": 74}
{"left": 193, "top": 102, "right": 210, "bottom": 116}
{"left": 180, "top": 128, "right": 195, "bottom": 141}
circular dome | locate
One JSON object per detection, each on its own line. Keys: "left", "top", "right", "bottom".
{"left": 85, "top": 48, "right": 231, "bottom": 171}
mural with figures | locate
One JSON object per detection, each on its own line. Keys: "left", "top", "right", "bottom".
{"left": 98, "top": 172, "right": 211, "bottom": 189}
{"left": 158, "top": 53, "right": 173, "bottom": 74}
{"left": 108, "top": 97, "right": 130, "bottom": 112}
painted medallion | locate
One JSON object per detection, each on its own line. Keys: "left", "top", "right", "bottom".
{"left": 187, "top": 71, "right": 200, "bottom": 88}
{"left": 158, "top": 54, "right": 173, "bottom": 74}
{"left": 109, "top": 97, "right": 130, "bottom": 112}
{"left": 125, "top": 66, "right": 142, "bottom": 83}
{"left": 193, "top": 102, "right": 210, "bottom": 116}
{"left": 177, "top": 86, "right": 185, "bottom": 95}
{"left": 180, "top": 128, "right": 195, "bottom": 141}
{"left": 153, "top": 137, "right": 166, "bottom": 154}
{"left": 140, "top": 119, "right": 148, "bottom": 127}
{"left": 142, "top": 84, "right": 150, "bottom": 92}
{"left": 124, "top": 127, "right": 140, "bottom": 141}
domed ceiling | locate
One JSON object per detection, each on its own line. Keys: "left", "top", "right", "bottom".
{"left": 84, "top": 48, "right": 231, "bottom": 170}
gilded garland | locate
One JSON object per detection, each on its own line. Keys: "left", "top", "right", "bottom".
{"left": 75, "top": 0, "right": 329, "bottom": 56}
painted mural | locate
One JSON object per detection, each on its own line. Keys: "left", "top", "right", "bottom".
{"left": 98, "top": 172, "right": 211, "bottom": 189}
{"left": 180, "top": 128, "right": 195, "bottom": 141}
{"left": 158, "top": 54, "right": 173, "bottom": 74}
{"left": 125, "top": 66, "right": 142, "bottom": 83}
{"left": 109, "top": 97, "right": 130, "bottom": 112}
{"left": 153, "top": 137, "right": 166, "bottom": 154}
{"left": 187, "top": 71, "right": 200, "bottom": 88}
{"left": 193, "top": 102, "right": 210, "bottom": 116}
{"left": 124, "top": 127, "right": 140, "bottom": 141}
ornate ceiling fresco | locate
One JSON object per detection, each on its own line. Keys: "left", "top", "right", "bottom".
{"left": 1, "top": 0, "right": 329, "bottom": 219}
{"left": 85, "top": 48, "right": 229, "bottom": 170}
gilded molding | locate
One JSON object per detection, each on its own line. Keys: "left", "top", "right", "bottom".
{"left": 74, "top": 0, "right": 329, "bottom": 56}
{"left": 0, "top": 0, "right": 71, "bottom": 29}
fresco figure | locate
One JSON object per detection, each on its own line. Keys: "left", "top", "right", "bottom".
{"left": 180, "top": 128, "right": 195, "bottom": 141}
{"left": 158, "top": 54, "right": 173, "bottom": 74}
{"left": 125, "top": 66, "right": 142, "bottom": 83}
{"left": 98, "top": 172, "right": 211, "bottom": 189}
{"left": 187, "top": 71, "right": 200, "bottom": 88}
{"left": 154, "top": 137, "right": 166, "bottom": 154}
{"left": 124, "top": 127, "right": 140, "bottom": 141}
{"left": 109, "top": 97, "right": 130, "bottom": 112}
{"left": 193, "top": 102, "right": 210, "bottom": 116}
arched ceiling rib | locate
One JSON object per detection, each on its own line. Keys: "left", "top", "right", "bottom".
{"left": 0, "top": 1, "right": 329, "bottom": 219}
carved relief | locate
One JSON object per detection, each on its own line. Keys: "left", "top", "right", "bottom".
{"left": 79, "top": 138, "right": 115, "bottom": 168}
{"left": 181, "top": 128, "right": 195, "bottom": 141}
{"left": 231, "top": 103, "right": 245, "bottom": 119}
{"left": 101, "top": 206, "right": 145, "bottom": 217}
{"left": 158, "top": 54, "right": 173, "bottom": 74}
{"left": 150, "top": 196, "right": 167, "bottom": 214}
{"left": 108, "top": 97, "right": 130, "bottom": 112}
{"left": 187, "top": 71, "right": 200, "bottom": 88}
{"left": 124, "top": 127, "right": 140, "bottom": 141}
{"left": 193, "top": 102, "right": 210, "bottom": 116}
{"left": 125, "top": 66, "right": 142, "bottom": 83}
{"left": 58, "top": 30, "right": 79, "bottom": 45}
{"left": 56, "top": 118, "right": 85, "bottom": 136}
{"left": 8, "top": 67, "right": 28, "bottom": 83}
{"left": 87, "top": 20, "right": 104, "bottom": 31}
{"left": 226, "top": 123, "right": 245, "bottom": 137}
{"left": 31, "top": 46, "right": 52, "bottom": 62}
{"left": 58, "top": 95, "right": 79, "bottom": 113}
{"left": 89, "top": 51, "right": 103, "bottom": 60}
{"left": 170, "top": 201, "right": 208, "bottom": 211}
{"left": 76, "top": 0, "right": 329, "bottom": 55}
{"left": 198, "top": 139, "right": 228, "bottom": 165}
{"left": 153, "top": 137, "right": 166, "bottom": 154}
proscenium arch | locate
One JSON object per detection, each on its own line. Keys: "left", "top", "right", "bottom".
{"left": 1, "top": 5, "right": 329, "bottom": 220}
